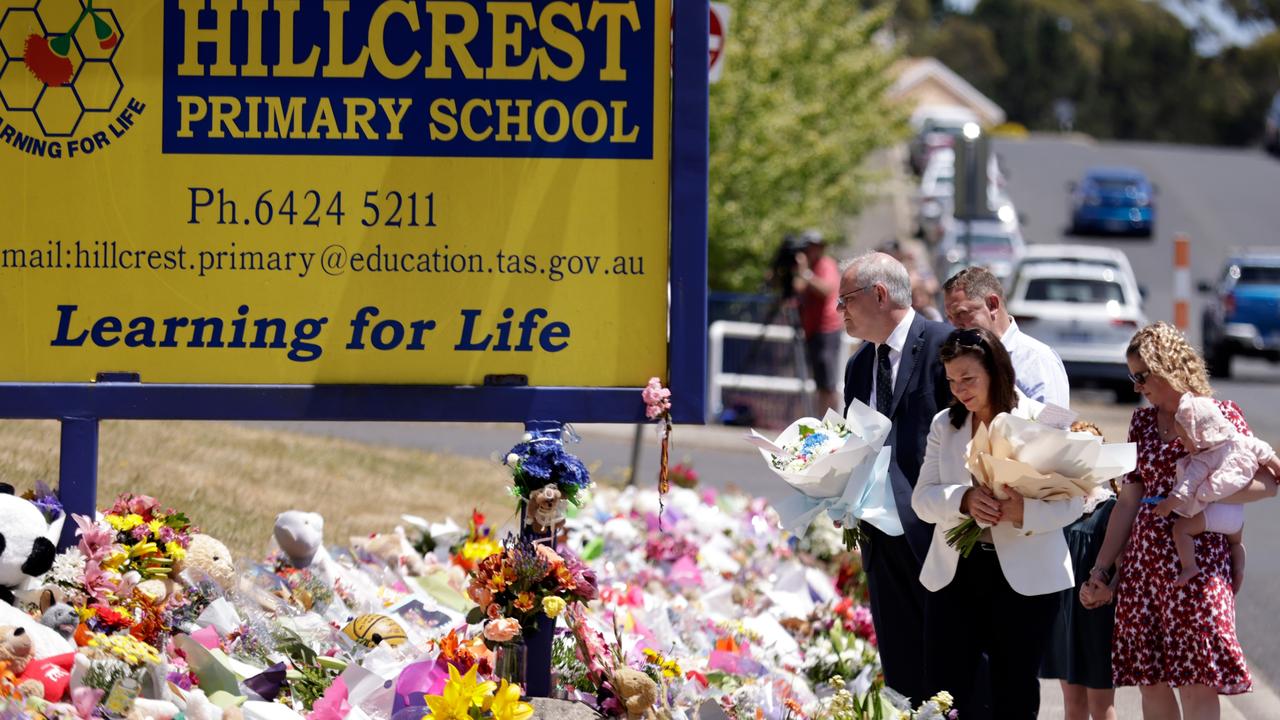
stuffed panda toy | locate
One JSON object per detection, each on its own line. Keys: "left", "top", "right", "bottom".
{"left": 0, "top": 484, "right": 57, "bottom": 605}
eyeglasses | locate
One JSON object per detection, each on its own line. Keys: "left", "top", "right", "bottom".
{"left": 1128, "top": 369, "right": 1152, "bottom": 385}
{"left": 835, "top": 286, "right": 872, "bottom": 310}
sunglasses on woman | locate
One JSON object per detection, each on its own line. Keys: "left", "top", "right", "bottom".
{"left": 1127, "top": 369, "right": 1152, "bottom": 385}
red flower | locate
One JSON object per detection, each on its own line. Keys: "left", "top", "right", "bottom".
{"left": 23, "top": 35, "right": 74, "bottom": 87}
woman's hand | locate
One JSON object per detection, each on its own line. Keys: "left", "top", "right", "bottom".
{"left": 961, "top": 486, "right": 1001, "bottom": 525}
{"left": 1079, "top": 578, "right": 1114, "bottom": 608}
{"left": 997, "top": 487, "right": 1026, "bottom": 528}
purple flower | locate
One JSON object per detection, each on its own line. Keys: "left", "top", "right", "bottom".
{"left": 31, "top": 482, "right": 63, "bottom": 522}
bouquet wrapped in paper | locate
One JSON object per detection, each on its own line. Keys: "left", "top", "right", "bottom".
{"left": 748, "top": 399, "right": 903, "bottom": 549}
{"left": 947, "top": 410, "right": 1137, "bottom": 556}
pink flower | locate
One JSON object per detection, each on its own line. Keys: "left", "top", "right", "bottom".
{"left": 642, "top": 377, "right": 672, "bottom": 420}
{"left": 486, "top": 603, "right": 502, "bottom": 620}
{"left": 483, "top": 618, "right": 522, "bottom": 643}
{"left": 307, "top": 677, "right": 350, "bottom": 720}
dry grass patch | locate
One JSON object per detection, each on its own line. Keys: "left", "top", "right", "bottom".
{"left": 0, "top": 420, "right": 516, "bottom": 559}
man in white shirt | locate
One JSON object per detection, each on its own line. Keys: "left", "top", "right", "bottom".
{"left": 943, "top": 267, "right": 1070, "bottom": 408}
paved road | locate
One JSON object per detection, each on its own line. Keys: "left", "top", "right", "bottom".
{"left": 997, "top": 135, "right": 1280, "bottom": 693}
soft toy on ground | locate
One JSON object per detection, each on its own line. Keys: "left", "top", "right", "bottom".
{"left": 0, "top": 484, "right": 58, "bottom": 605}
{"left": 36, "top": 590, "right": 79, "bottom": 641}
{"left": 349, "top": 528, "right": 427, "bottom": 576}
{"left": 611, "top": 667, "right": 659, "bottom": 720}
{"left": 0, "top": 626, "right": 48, "bottom": 697}
{"left": 135, "top": 533, "right": 236, "bottom": 604}
{"left": 273, "top": 511, "right": 324, "bottom": 569}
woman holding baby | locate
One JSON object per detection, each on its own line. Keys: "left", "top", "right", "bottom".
{"left": 1081, "top": 322, "right": 1278, "bottom": 719}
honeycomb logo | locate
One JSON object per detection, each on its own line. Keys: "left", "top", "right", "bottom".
{"left": 0, "top": 0, "right": 127, "bottom": 146}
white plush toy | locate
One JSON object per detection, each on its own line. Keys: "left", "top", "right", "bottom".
{"left": 0, "top": 484, "right": 61, "bottom": 605}
{"left": 273, "top": 511, "right": 324, "bottom": 569}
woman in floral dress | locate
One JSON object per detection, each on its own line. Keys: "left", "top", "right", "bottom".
{"left": 1081, "top": 323, "right": 1277, "bottom": 719}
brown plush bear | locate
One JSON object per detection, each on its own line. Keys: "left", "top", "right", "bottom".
{"left": 0, "top": 626, "right": 46, "bottom": 697}
{"left": 611, "top": 667, "right": 658, "bottom": 720}
{"left": 136, "top": 533, "right": 235, "bottom": 604}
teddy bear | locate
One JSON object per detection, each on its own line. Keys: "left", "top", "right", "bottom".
{"left": 0, "top": 626, "right": 48, "bottom": 697}
{"left": 610, "top": 667, "right": 659, "bottom": 720}
{"left": 0, "top": 485, "right": 58, "bottom": 605}
{"left": 273, "top": 511, "right": 324, "bottom": 569}
{"left": 526, "top": 484, "right": 566, "bottom": 536}
{"left": 349, "top": 527, "right": 427, "bottom": 576}
{"left": 135, "top": 533, "right": 236, "bottom": 604}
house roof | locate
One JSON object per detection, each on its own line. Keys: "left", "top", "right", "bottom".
{"left": 891, "top": 57, "right": 1006, "bottom": 127}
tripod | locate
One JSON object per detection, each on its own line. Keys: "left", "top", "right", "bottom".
{"left": 741, "top": 292, "right": 818, "bottom": 420}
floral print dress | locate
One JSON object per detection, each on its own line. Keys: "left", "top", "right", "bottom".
{"left": 1112, "top": 402, "right": 1251, "bottom": 693}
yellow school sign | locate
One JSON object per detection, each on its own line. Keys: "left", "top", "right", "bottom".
{"left": 0, "top": 0, "right": 672, "bottom": 386}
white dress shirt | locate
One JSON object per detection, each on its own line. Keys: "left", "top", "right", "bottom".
{"left": 869, "top": 308, "right": 917, "bottom": 412}
{"left": 1002, "top": 319, "right": 1070, "bottom": 409}
{"left": 911, "top": 393, "right": 1085, "bottom": 596}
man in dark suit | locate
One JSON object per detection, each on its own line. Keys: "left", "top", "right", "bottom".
{"left": 840, "top": 252, "right": 953, "bottom": 703}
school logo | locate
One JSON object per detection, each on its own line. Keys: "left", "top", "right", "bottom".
{"left": 0, "top": 0, "right": 124, "bottom": 141}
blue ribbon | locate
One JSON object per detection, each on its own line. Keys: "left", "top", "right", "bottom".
{"left": 775, "top": 446, "right": 903, "bottom": 536}
{"left": 1141, "top": 495, "right": 1166, "bottom": 505}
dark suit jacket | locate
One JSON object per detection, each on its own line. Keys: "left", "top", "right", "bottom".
{"left": 843, "top": 313, "right": 954, "bottom": 561}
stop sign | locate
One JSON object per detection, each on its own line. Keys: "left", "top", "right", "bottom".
{"left": 709, "top": 2, "right": 730, "bottom": 83}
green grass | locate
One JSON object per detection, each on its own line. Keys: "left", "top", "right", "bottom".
{"left": 0, "top": 420, "right": 518, "bottom": 559}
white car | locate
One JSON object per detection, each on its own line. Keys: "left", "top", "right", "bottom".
{"left": 934, "top": 218, "right": 1026, "bottom": 286}
{"left": 1006, "top": 261, "right": 1148, "bottom": 402}
{"left": 1008, "top": 244, "right": 1141, "bottom": 302}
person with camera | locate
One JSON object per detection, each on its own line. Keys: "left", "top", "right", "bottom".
{"left": 792, "top": 230, "right": 844, "bottom": 412}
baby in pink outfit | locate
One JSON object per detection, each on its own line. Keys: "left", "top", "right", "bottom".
{"left": 1155, "top": 393, "right": 1280, "bottom": 590}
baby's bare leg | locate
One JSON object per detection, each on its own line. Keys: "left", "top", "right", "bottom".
{"left": 1173, "top": 513, "right": 1207, "bottom": 587}
{"left": 1229, "top": 526, "right": 1246, "bottom": 594}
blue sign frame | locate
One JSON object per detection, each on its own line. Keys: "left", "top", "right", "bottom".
{"left": 0, "top": 1, "right": 708, "bottom": 546}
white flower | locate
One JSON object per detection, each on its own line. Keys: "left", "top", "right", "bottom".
{"left": 506, "top": 453, "right": 521, "bottom": 466}
{"left": 44, "top": 547, "right": 86, "bottom": 585}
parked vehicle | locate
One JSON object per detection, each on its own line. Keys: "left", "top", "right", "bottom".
{"left": 934, "top": 218, "right": 1026, "bottom": 286}
{"left": 1266, "top": 90, "right": 1280, "bottom": 155}
{"left": 1006, "top": 261, "right": 1147, "bottom": 402}
{"left": 1200, "top": 250, "right": 1280, "bottom": 378}
{"left": 1067, "top": 167, "right": 1155, "bottom": 237}
{"left": 1008, "top": 244, "right": 1141, "bottom": 304}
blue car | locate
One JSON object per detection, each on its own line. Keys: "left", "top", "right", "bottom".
{"left": 1067, "top": 167, "right": 1155, "bottom": 237}
{"left": 1200, "top": 251, "right": 1280, "bottom": 378}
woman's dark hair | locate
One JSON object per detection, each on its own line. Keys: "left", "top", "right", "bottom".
{"left": 939, "top": 326, "right": 1017, "bottom": 429}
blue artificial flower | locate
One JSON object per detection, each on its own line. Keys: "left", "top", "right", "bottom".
{"left": 505, "top": 437, "right": 592, "bottom": 503}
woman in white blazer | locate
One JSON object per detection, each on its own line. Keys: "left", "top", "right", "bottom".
{"left": 911, "top": 327, "right": 1085, "bottom": 719}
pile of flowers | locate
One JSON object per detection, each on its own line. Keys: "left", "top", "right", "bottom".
{"left": 0, "top": 472, "right": 967, "bottom": 720}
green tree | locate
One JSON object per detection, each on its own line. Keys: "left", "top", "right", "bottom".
{"left": 708, "top": 1, "right": 907, "bottom": 292}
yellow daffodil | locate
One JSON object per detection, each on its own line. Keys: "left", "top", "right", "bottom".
{"left": 541, "top": 596, "right": 566, "bottom": 619}
{"left": 425, "top": 664, "right": 496, "bottom": 720}
{"left": 488, "top": 680, "right": 533, "bottom": 720}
